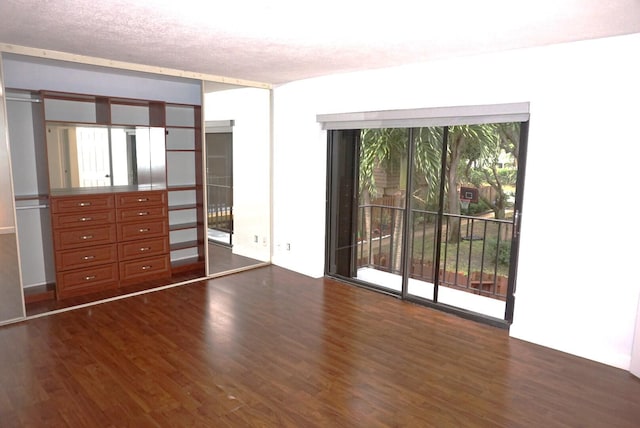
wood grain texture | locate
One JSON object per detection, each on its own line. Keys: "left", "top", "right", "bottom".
{"left": 208, "top": 242, "right": 263, "bottom": 275}
{"left": 3, "top": 265, "right": 640, "bottom": 427}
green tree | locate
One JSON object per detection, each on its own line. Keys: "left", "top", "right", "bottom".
{"left": 463, "top": 123, "right": 519, "bottom": 220}
{"left": 359, "top": 128, "right": 408, "bottom": 270}
{"left": 358, "top": 123, "right": 514, "bottom": 269}
{"left": 445, "top": 124, "right": 496, "bottom": 242}
{"left": 359, "top": 128, "right": 441, "bottom": 271}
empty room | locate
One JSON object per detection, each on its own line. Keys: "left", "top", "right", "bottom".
{"left": 1, "top": 1, "right": 640, "bottom": 426}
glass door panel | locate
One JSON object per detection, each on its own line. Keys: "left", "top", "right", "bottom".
{"left": 435, "top": 123, "right": 520, "bottom": 320}
{"left": 406, "top": 127, "right": 444, "bottom": 301}
{"left": 353, "top": 128, "right": 408, "bottom": 293}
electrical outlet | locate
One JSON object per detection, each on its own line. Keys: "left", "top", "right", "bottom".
{"left": 254, "top": 235, "right": 258, "bottom": 243}
{"left": 286, "top": 243, "right": 291, "bottom": 251}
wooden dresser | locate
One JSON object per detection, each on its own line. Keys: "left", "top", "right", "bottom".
{"left": 115, "top": 191, "right": 170, "bottom": 285}
{"left": 51, "top": 190, "right": 170, "bottom": 299}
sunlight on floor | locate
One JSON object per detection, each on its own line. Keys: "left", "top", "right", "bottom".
{"left": 208, "top": 228, "right": 231, "bottom": 244}
{"left": 357, "top": 267, "right": 505, "bottom": 319}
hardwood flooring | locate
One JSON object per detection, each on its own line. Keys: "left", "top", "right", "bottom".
{"left": 208, "top": 242, "right": 264, "bottom": 275}
{"left": 24, "top": 270, "right": 204, "bottom": 317}
{"left": 25, "top": 243, "right": 263, "bottom": 318}
{"left": 2, "top": 265, "right": 639, "bottom": 427}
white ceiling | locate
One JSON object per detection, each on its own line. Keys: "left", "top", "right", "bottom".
{"left": 1, "top": 0, "right": 639, "bottom": 85}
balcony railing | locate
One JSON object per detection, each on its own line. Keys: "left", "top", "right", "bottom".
{"left": 207, "top": 183, "right": 233, "bottom": 233}
{"left": 356, "top": 204, "right": 513, "bottom": 300}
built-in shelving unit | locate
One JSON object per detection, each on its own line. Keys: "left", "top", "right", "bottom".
{"left": 6, "top": 89, "right": 204, "bottom": 302}
{"left": 165, "top": 103, "right": 205, "bottom": 272}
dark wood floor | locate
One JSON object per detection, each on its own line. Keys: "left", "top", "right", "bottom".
{"left": 208, "top": 242, "right": 264, "bottom": 274}
{"left": 24, "top": 270, "right": 205, "bottom": 317}
{"left": 2, "top": 266, "right": 639, "bottom": 427}
{"left": 25, "top": 243, "right": 261, "bottom": 317}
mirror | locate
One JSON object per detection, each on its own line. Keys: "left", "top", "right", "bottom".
{"left": 46, "top": 123, "right": 165, "bottom": 191}
{"left": 0, "top": 84, "right": 26, "bottom": 323}
{"left": 203, "top": 82, "right": 271, "bottom": 274}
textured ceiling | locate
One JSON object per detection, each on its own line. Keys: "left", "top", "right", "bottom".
{"left": 1, "top": 0, "right": 639, "bottom": 85}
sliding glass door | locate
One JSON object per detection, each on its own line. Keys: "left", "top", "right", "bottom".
{"left": 354, "top": 128, "right": 408, "bottom": 292}
{"left": 326, "top": 120, "right": 528, "bottom": 325}
{"left": 405, "top": 127, "right": 445, "bottom": 302}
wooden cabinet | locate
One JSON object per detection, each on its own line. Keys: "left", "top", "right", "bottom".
{"left": 54, "top": 224, "right": 117, "bottom": 250}
{"left": 51, "top": 194, "right": 116, "bottom": 212}
{"left": 115, "top": 190, "right": 170, "bottom": 284}
{"left": 51, "top": 193, "right": 118, "bottom": 299}
{"left": 116, "top": 205, "right": 167, "bottom": 222}
{"left": 51, "top": 209, "right": 116, "bottom": 229}
{"left": 57, "top": 264, "right": 119, "bottom": 297}
{"left": 55, "top": 244, "right": 118, "bottom": 271}
{"left": 51, "top": 190, "right": 170, "bottom": 299}
{"left": 119, "top": 255, "right": 170, "bottom": 283}
{"left": 118, "top": 237, "right": 169, "bottom": 260}
{"left": 9, "top": 89, "right": 203, "bottom": 304}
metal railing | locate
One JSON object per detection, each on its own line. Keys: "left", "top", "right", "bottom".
{"left": 356, "top": 204, "right": 513, "bottom": 300}
{"left": 207, "top": 184, "right": 233, "bottom": 233}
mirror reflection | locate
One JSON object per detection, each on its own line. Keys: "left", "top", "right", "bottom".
{"left": 46, "top": 123, "right": 165, "bottom": 190}
{"left": 0, "top": 87, "right": 25, "bottom": 322}
{"left": 203, "top": 82, "right": 271, "bottom": 275}
{"left": 206, "top": 130, "right": 233, "bottom": 247}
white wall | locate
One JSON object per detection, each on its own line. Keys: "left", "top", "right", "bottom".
{"left": 272, "top": 33, "right": 640, "bottom": 369}
{"left": 204, "top": 87, "right": 271, "bottom": 262}
{"left": 631, "top": 295, "right": 640, "bottom": 377}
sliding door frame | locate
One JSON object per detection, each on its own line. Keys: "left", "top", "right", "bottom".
{"left": 323, "top": 104, "right": 530, "bottom": 328}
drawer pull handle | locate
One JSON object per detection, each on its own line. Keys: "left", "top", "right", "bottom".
{"left": 137, "top": 211, "right": 149, "bottom": 216}
{"left": 139, "top": 247, "right": 151, "bottom": 252}
{"left": 83, "top": 255, "right": 95, "bottom": 260}
{"left": 78, "top": 202, "right": 92, "bottom": 207}
{"left": 81, "top": 235, "right": 93, "bottom": 240}
{"left": 141, "top": 265, "right": 152, "bottom": 270}
{"left": 137, "top": 198, "right": 149, "bottom": 202}
{"left": 84, "top": 275, "right": 96, "bottom": 281}
{"left": 139, "top": 228, "right": 150, "bottom": 233}
{"left": 79, "top": 217, "right": 93, "bottom": 222}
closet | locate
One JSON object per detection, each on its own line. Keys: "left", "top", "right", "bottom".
{"left": 7, "top": 88, "right": 204, "bottom": 303}
{"left": 0, "top": 51, "right": 272, "bottom": 323}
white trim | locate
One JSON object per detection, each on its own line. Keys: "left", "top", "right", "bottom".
{"left": 0, "top": 43, "right": 271, "bottom": 90}
{"left": 317, "top": 102, "right": 530, "bottom": 129}
{"left": 205, "top": 120, "right": 234, "bottom": 133}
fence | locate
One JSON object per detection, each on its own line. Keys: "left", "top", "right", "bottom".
{"left": 356, "top": 203, "right": 513, "bottom": 300}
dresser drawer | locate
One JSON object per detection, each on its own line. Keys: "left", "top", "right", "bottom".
{"left": 116, "top": 191, "right": 166, "bottom": 209}
{"left": 56, "top": 244, "right": 118, "bottom": 271}
{"left": 118, "top": 237, "right": 169, "bottom": 261}
{"left": 52, "top": 209, "right": 116, "bottom": 229}
{"left": 117, "top": 219, "right": 168, "bottom": 242}
{"left": 54, "top": 224, "right": 117, "bottom": 250}
{"left": 57, "top": 263, "right": 119, "bottom": 299}
{"left": 117, "top": 205, "right": 167, "bottom": 223}
{"left": 51, "top": 194, "right": 115, "bottom": 214}
{"left": 119, "top": 254, "right": 170, "bottom": 283}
